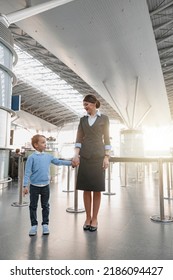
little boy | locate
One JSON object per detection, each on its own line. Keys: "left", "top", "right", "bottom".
{"left": 23, "top": 134, "right": 75, "bottom": 236}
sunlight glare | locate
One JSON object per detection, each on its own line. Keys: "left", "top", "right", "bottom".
{"left": 143, "top": 125, "right": 173, "bottom": 154}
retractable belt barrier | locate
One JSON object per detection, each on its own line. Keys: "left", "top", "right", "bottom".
{"left": 109, "top": 157, "right": 173, "bottom": 223}
{"left": 11, "top": 155, "right": 29, "bottom": 207}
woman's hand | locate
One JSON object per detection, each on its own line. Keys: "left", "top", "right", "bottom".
{"left": 72, "top": 155, "right": 80, "bottom": 167}
{"left": 102, "top": 156, "right": 109, "bottom": 169}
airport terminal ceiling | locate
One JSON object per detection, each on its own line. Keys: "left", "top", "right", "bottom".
{"left": 1, "top": 0, "right": 173, "bottom": 129}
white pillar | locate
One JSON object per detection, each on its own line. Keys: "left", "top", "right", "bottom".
{"left": 0, "top": 16, "right": 17, "bottom": 188}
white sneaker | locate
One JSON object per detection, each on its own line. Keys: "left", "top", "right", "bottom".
{"left": 29, "top": 225, "right": 37, "bottom": 236}
{"left": 42, "top": 224, "right": 49, "bottom": 235}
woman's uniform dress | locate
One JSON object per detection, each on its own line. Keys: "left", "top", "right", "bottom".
{"left": 75, "top": 113, "right": 110, "bottom": 192}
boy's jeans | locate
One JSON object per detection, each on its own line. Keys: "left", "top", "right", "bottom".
{"left": 29, "top": 184, "right": 50, "bottom": 226}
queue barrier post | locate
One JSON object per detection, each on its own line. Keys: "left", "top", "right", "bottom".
{"left": 120, "top": 162, "right": 130, "bottom": 187}
{"left": 63, "top": 166, "right": 74, "bottom": 193}
{"left": 11, "top": 156, "right": 29, "bottom": 207}
{"left": 170, "top": 163, "right": 173, "bottom": 189}
{"left": 66, "top": 167, "right": 85, "bottom": 213}
{"left": 150, "top": 159, "right": 173, "bottom": 222}
{"left": 104, "top": 162, "right": 116, "bottom": 195}
{"left": 164, "top": 162, "right": 173, "bottom": 200}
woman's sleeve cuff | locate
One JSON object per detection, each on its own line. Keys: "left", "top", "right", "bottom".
{"left": 75, "top": 143, "right": 82, "bottom": 148}
{"left": 105, "top": 145, "right": 111, "bottom": 150}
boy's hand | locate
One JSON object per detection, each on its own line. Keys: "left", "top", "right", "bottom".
{"left": 23, "top": 187, "right": 29, "bottom": 196}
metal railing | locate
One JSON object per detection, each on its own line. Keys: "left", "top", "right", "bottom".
{"left": 109, "top": 156, "right": 173, "bottom": 223}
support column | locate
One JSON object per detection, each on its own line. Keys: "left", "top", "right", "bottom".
{"left": 0, "top": 16, "right": 17, "bottom": 189}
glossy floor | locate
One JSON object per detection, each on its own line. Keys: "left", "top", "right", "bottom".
{"left": 1, "top": 164, "right": 173, "bottom": 260}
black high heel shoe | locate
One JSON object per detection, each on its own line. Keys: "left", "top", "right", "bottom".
{"left": 89, "top": 223, "right": 98, "bottom": 232}
{"left": 83, "top": 224, "right": 91, "bottom": 230}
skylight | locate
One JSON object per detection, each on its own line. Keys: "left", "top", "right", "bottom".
{"left": 14, "top": 45, "right": 85, "bottom": 116}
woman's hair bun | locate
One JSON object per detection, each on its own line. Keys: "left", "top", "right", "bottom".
{"left": 83, "top": 94, "right": 100, "bottom": 108}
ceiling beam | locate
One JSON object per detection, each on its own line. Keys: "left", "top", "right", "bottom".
{"left": 5, "top": 0, "right": 75, "bottom": 26}
{"left": 150, "top": 1, "right": 173, "bottom": 16}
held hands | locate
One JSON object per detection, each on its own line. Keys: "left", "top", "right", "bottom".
{"left": 72, "top": 155, "right": 109, "bottom": 168}
{"left": 72, "top": 155, "right": 80, "bottom": 168}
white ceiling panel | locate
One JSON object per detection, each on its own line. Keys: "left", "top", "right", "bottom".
{"left": 0, "top": 0, "right": 172, "bottom": 127}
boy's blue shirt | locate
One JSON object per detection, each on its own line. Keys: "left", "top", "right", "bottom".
{"left": 23, "top": 151, "right": 71, "bottom": 186}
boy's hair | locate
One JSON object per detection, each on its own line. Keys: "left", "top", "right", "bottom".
{"left": 31, "top": 134, "right": 46, "bottom": 149}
